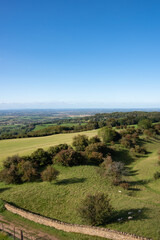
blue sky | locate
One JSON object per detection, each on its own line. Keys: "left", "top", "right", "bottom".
{"left": 0, "top": 0, "right": 160, "bottom": 108}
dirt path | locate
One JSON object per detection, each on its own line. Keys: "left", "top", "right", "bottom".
{"left": 0, "top": 215, "right": 59, "bottom": 240}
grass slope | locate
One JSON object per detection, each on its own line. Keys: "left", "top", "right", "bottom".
{"left": 0, "top": 132, "right": 160, "bottom": 239}
{"left": 0, "top": 129, "right": 97, "bottom": 167}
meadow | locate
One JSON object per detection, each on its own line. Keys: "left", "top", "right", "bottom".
{"left": 0, "top": 130, "right": 160, "bottom": 239}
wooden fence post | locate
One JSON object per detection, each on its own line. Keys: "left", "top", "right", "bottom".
{"left": 14, "top": 227, "right": 15, "bottom": 240}
{"left": 21, "top": 230, "right": 23, "bottom": 240}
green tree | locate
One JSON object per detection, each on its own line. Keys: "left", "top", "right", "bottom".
{"left": 98, "top": 127, "right": 119, "bottom": 143}
{"left": 138, "top": 119, "right": 152, "bottom": 130}
{"left": 41, "top": 166, "right": 59, "bottom": 182}
{"left": 78, "top": 193, "right": 113, "bottom": 225}
{"left": 72, "top": 135, "right": 89, "bottom": 151}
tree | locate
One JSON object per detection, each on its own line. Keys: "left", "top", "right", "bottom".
{"left": 72, "top": 135, "right": 89, "bottom": 151}
{"left": 98, "top": 127, "right": 119, "bottom": 143}
{"left": 78, "top": 193, "right": 113, "bottom": 225}
{"left": 138, "top": 119, "right": 152, "bottom": 130}
{"left": 18, "top": 160, "right": 38, "bottom": 182}
{"left": 53, "top": 149, "right": 84, "bottom": 166}
{"left": 89, "top": 136, "right": 101, "bottom": 144}
{"left": 47, "top": 144, "right": 70, "bottom": 158}
{"left": 41, "top": 166, "right": 59, "bottom": 182}
{"left": 31, "top": 148, "right": 51, "bottom": 167}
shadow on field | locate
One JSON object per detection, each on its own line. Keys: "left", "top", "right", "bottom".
{"left": 0, "top": 187, "right": 11, "bottom": 193}
{"left": 125, "top": 168, "right": 138, "bottom": 176}
{"left": 109, "top": 207, "right": 149, "bottom": 224}
{"left": 112, "top": 149, "right": 134, "bottom": 165}
{"left": 55, "top": 177, "right": 86, "bottom": 185}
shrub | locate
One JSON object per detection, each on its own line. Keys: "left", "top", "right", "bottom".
{"left": 85, "top": 143, "right": 108, "bottom": 157}
{"left": 48, "top": 144, "right": 70, "bottom": 158}
{"left": 86, "top": 151, "right": 103, "bottom": 165}
{"left": 41, "top": 166, "right": 59, "bottom": 182}
{"left": 85, "top": 142, "right": 108, "bottom": 165}
{"left": 0, "top": 163, "right": 22, "bottom": 184}
{"left": 18, "top": 161, "right": 38, "bottom": 182}
{"left": 3, "top": 155, "right": 22, "bottom": 169}
{"left": 78, "top": 193, "right": 113, "bottom": 225}
{"left": 89, "top": 136, "right": 101, "bottom": 144}
{"left": 53, "top": 149, "right": 85, "bottom": 166}
{"left": 72, "top": 135, "right": 89, "bottom": 151}
{"left": 31, "top": 148, "right": 51, "bottom": 167}
{"left": 154, "top": 171, "right": 160, "bottom": 180}
{"left": 144, "top": 129, "right": 155, "bottom": 138}
{"left": 100, "top": 155, "right": 127, "bottom": 185}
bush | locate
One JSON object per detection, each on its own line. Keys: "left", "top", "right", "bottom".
{"left": 0, "top": 163, "right": 22, "bottom": 184}
{"left": 31, "top": 148, "right": 51, "bottom": 167}
{"left": 89, "top": 136, "right": 101, "bottom": 144}
{"left": 72, "top": 135, "right": 89, "bottom": 151}
{"left": 41, "top": 166, "right": 59, "bottom": 182}
{"left": 53, "top": 149, "right": 85, "bottom": 166}
{"left": 3, "top": 155, "right": 22, "bottom": 169}
{"left": 85, "top": 142, "right": 108, "bottom": 165}
{"left": 18, "top": 161, "right": 38, "bottom": 182}
{"left": 85, "top": 143, "right": 108, "bottom": 157}
{"left": 78, "top": 193, "right": 113, "bottom": 225}
{"left": 154, "top": 171, "right": 160, "bottom": 180}
{"left": 47, "top": 144, "right": 70, "bottom": 158}
{"left": 100, "top": 155, "right": 127, "bottom": 185}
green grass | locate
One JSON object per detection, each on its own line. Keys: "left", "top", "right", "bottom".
{"left": 0, "top": 232, "right": 12, "bottom": 240}
{"left": 0, "top": 129, "right": 97, "bottom": 167}
{"left": 2, "top": 211, "right": 110, "bottom": 240}
{"left": 0, "top": 132, "right": 160, "bottom": 239}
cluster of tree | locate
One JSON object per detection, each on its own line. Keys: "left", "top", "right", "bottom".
{"left": 0, "top": 136, "right": 109, "bottom": 184}
{"left": 1, "top": 111, "right": 160, "bottom": 140}
{"left": 0, "top": 151, "right": 59, "bottom": 184}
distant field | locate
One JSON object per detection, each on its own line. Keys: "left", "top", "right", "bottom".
{"left": 0, "top": 129, "right": 97, "bottom": 165}
{"left": 33, "top": 122, "right": 87, "bottom": 131}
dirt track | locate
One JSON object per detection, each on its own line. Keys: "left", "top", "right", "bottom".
{"left": 0, "top": 215, "right": 59, "bottom": 240}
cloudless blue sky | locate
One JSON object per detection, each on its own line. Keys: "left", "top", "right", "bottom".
{"left": 0, "top": 0, "right": 160, "bottom": 108}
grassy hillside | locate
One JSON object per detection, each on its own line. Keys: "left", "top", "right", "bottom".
{"left": 0, "top": 129, "right": 97, "bottom": 166}
{"left": 0, "top": 137, "right": 160, "bottom": 239}
{"left": 0, "top": 129, "right": 160, "bottom": 239}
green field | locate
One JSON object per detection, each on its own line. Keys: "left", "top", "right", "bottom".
{"left": 0, "top": 131, "right": 160, "bottom": 239}
{"left": 0, "top": 129, "right": 97, "bottom": 166}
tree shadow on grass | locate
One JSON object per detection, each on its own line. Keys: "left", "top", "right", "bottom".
{"left": 109, "top": 207, "right": 149, "bottom": 224}
{"left": 126, "top": 179, "right": 152, "bottom": 192}
{"left": 0, "top": 187, "right": 11, "bottom": 193}
{"left": 55, "top": 177, "right": 86, "bottom": 185}
{"left": 125, "top": 168, "right": 138, "bottom": 176}
{"left": 112, "top": 149, "right": 134, "bottom": 165}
